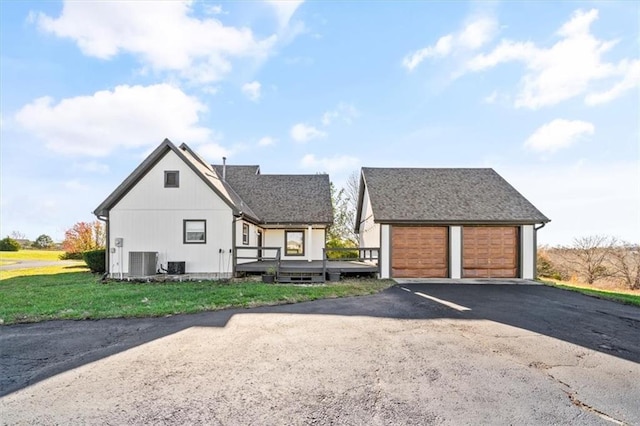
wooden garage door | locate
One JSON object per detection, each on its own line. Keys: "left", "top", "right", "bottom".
{"left": 463, "top": 226, "right": 518, "bottom": 278}
{"left": 392, "top": 226, "right": 448, "bottom": 278}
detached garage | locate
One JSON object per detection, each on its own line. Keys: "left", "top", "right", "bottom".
{"left": 354, "top": 168, "right": 550, "bottom": 280}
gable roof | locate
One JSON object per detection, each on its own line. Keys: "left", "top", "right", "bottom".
{"left": 93, "top": 139, "right": 249, "bottom": 219}
{"left": 212, "top": 165, "right": 333, "bottom": 224}
{"left": 94, "top": 139, "right": 332, "bottom": 225}
{"left": 356, "top": 167, "right": 549, "bottom": 226}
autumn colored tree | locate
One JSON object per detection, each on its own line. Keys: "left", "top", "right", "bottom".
{"left": 62, "top": 221, "right": 105, "bottom": 256}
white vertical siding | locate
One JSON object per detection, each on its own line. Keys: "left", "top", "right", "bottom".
{"left": 109, "top": 150, "right": 234, "bottom": 275}
{"left": 235, "top": 221, "right": 262, "bottom": 265}
{"left": 521, "top": 225, "right": 535, "bottom": 279}
{"left": 380, "top": 224, "right": 391, "bottom": 279}
{"left": 358, "top": 185, "right": 380, "bottom": 248}
{"left": 263, "top": 228, "right": 326, "bottom": 260}
{"left": 449, "top": 226, "right": 462, "bottom": 279}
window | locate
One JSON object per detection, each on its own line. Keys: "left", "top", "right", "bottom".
{"left": 242, "top": 223, "right": 250, "bottom": 245}
{"left": 184, "top": 220, "right": 206, "bottom": 243}
{"left": 285, "top": 230, "right": 305, "bottom": 256}
{"left": 164, "top": 171, "right": 179, "bottom": 188}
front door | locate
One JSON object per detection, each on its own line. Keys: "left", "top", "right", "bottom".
{"left": 257, "top": 231, "right": 263, "bottom": 261}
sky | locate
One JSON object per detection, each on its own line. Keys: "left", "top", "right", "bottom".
{"left": 1, "top": 0, "right": 638, "bottom": 246}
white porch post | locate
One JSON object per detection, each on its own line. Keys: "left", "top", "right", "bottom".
{"left": 307, "top": 225, "right": 313, "bottom": 262}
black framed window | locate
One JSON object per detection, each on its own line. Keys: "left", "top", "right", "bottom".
{"left": 184, "top": 220, "right": 206, "bottom": 244}
{"left": 242, "top": 223, "right": 250, "bottom": 245}
{"left": 164, "top": 171, "right": 179, "bottom": 188}
{"left": 285, "top": 230, "right": 305, "bottom": 256}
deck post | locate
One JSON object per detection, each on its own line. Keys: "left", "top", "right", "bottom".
{"left": 307, "top": 225, "right": 313, "bottom": 262}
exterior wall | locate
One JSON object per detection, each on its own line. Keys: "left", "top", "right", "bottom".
{"left": 521, "top": 224, "right": 535, "bottom": 279}
{"left": 263, "top": 228, "right": 326, "bottom": 260}
{"left": 235, "top": 220, "right": 263, "bottom": 265}
{"left": 380, "top": 224, "right": 391, "bottom": 279}
{"left": 108, "top": 150, "right": 234, "bottom": 276}
{"left": 449, "top": 226, "right": 462, "bottom": 279}
{"left": 358, "top": 185, "right": 380, "bottom": 248}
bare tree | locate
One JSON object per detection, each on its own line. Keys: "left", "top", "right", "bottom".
{"left": 345, "top": 170, "right": 360, "bottom": 214}
{"left": 10, "top": 230, "right": 26, "bottom": 240}
{"left": 609, "top": 242, "right": 640, "bottom": 290}
{"left": 563, "top": 235, "right": 617, "bottom": 284}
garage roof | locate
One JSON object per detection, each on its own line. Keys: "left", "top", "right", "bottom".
{"left": 356, "top": 168, "right": 550, "bottom": 225}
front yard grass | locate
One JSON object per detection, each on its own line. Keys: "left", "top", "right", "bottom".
{"left": 540, "top": 279, "right": 640, "bottom": 307}
{"left": 0, "top": 249, "right": 65, "bottom": 262}
{"left": 0, "top": 271, "right": 394, "bottom": 325}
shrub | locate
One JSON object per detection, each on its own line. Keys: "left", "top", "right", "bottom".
{"left": 0, "top": 237, "right": 21, "bottom": 251}
{"left": 326, "top": 238, "right": 359, "bottom": 259}
{"left": 83, "top": 249, "right": 106, "bottom": 273}
{"left": 60, "top": 251, "right": 84, "bottom": 260}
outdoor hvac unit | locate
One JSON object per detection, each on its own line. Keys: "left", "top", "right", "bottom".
{"left": 167, "top": 261, "right": 186, "bottom": 275}
{"left": 129, "top": 252, "right": 158, "bottom": 276}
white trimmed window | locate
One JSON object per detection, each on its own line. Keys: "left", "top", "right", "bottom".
{"left": 242, "top": 223, "right": 250, "bottom": 245}
{"left": 184, "top": 220, "right": 206, "bottom": 244}
{"left": 164, "top": 171, "right": 179, "bottom": 188}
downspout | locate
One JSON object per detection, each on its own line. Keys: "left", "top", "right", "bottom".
{"left": 97, "top": 214, "right": 109, "bottom": 278}
{"left": 533, "top": 222, "right": 547, "bottom": 279}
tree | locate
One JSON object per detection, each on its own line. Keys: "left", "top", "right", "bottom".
{"left": 609, "top": 242, "right": 640, "bottom": 290}
{"left": 62, "top": 221, "right": 105, "bottom": 255}
{"left": 0, "top": 237, "right": 21, "bottom": 251}
{"left": 328, "top": 182, "right": 357, "bottom": 244}
{"left": 33, "top": 234, "right": 55, "bottom": 249}
{"left": 562, "top": 235, "right": 616, "bottom": 284}
{"left": 10, "top": 230, "right": 26, "bottom": 240}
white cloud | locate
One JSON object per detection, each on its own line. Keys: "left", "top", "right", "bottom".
{"left": 300, "top": 154, "right": 360, "bottom": 173}
{"left": 290, "top": 123, "right": 326, "bottom": 143}
{"left": 15, "top": 84, "right": 212, "bottom": 157}
{"left": 483, "top": 90, "right": 498, "bottom": 104}
{"left": 35, "top": 1, "right": 276, "bottom": 84}
{"left": 321, "top": 102, "right": 360, "bottom": 126}
{"left": 241, "top": 81, "right": 262, "bottom": 102}
{"left": 467, "top": 9, "right": 638, "bottom": 109}
{"left": 403, "top": 16, "right": 497, "bottom": 71}
{"left": 524, "top": 119, "right": 595, "bottom": 153}
{"left": 64, "top": 180, "right": 89, "bottom": 191}
{"left": 585, "top": 59, "right": 640, "bottom": 106}
{"left": 258, "top": 136, "right": 276, "bottom": 146}
{"left": 203, "top": 4, "right": 226, "bottom": 16}
{"left": 265, "top": 0, "right": 304, "bottom": 29}
{"left": 192, "top": 142, "right": 229, "bottom": 162}
{"left": 74, "top": 160, "right": 109, "bottom": 174}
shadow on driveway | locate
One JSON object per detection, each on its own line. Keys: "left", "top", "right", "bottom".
{"left": 1, "top": 283, "right": 639, "bottom": 397}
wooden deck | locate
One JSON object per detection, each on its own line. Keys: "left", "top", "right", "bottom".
{"left": 234, "top": 246, "right": 380, "bottom": 283}
{"left": 236, "top": 260, "right": 379, "bottom": 274}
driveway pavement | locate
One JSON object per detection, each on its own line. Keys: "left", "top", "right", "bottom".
{"left": 1, "top": 283, "right": 639, "bottom": 425}
{"left": 0, "top": 260, "right": 81, "bottom": 271}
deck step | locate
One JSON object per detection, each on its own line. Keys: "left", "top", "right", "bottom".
{"left": 277, "top": 271, "right": 325, "bottom": 283}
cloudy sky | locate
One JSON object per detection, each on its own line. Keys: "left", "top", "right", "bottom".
{"left": 1, "top": 1, "right": 638, "bottom": 246}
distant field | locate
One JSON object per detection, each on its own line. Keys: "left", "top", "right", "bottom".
{"left": 0, "top": 250, "right": 65, "bottom": 262}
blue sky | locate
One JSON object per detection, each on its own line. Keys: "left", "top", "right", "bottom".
{"left": 1, "top": 1, "right": 638, "bottom": 246}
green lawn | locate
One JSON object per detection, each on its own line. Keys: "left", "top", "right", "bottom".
{"left": 540, "top": 280, "right": 640, "bottom": 307}
{"left": 0, "top": 271, "right": 394, "bottom": 325}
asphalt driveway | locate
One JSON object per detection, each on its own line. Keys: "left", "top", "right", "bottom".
{"left": 1, "top": 283, "right": 639, "bottom": 424}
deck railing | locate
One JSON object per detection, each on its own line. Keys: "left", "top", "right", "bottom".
{"left": 233, "top": 246, "right": 281, "bottom": 277}
{"left": 322, "top": 247, "right": 380, "bottom": 276}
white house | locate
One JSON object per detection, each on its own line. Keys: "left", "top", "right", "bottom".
{"left": 93, "top": 139, "right": 333, "bottom": 279}
{"left": 354, "top": 168, "right": 550, "bottom": 280}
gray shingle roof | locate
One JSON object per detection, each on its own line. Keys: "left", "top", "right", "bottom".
{"left": 357, "top": 168, "right": 549, "bottom": 224}
{"left": 213, "top": 165, "right": 333, "bottom": 224}
{"left": 94, "top": 140, "right": 332, "bottom": 225}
